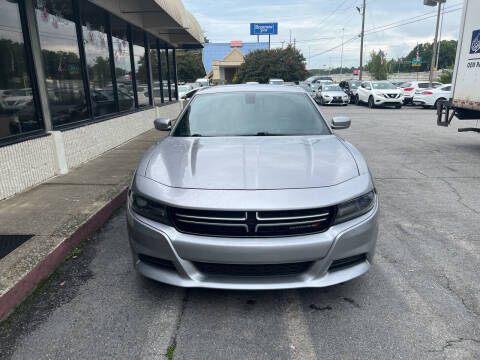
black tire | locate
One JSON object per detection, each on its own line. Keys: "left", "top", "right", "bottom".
{"left": 434, "top": 98, "right": 446, "bottom": 110}
{"left": 368, "top": 96, "right": 375, "bottom": 108}
{"left": 355, "top": 95, "right": 360, "bottom": 105}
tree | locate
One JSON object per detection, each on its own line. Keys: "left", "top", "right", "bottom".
{"left": 176, "top": 50, "right": 205, "bottom": 82}
{"left": 237, "top": 45, "right": 309, "bottom": 83}
{"left": 365, "top": 50, "right": 388, "bottom": 80}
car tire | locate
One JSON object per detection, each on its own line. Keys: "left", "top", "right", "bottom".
{"left": 355, "top": 95, "right": 360, "bottom": 105}
{"left": 368, "top": 96, "right": 375, "bottom": 108}
{"left": 434, "top": 98, "right": 446, "bottom": 109}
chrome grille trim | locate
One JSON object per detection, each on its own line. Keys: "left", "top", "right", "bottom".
{"left": 256, "top": 211, "right": 329, "bottom": 221}
{"left": 176, "top": 212, "right": 247, "bottom": 221}
{"left": 255, "top": 218, "right": 327, "bottom": 232}
{"left": 176, "top": 218, "right": 249, "bottom": 231}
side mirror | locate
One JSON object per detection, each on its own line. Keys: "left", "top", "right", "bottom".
{"left": 154, "top": 118, "right": 171, "bottom": 131}
{"left": 331, "top": 116, "right": 351, "bottom": 130}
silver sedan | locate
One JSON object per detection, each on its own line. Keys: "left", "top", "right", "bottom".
{"left": 127, "top": 85, "right": 378, "bottom": 289}
{"left": 315, "top": 84, "right": 350, "bottom": 105}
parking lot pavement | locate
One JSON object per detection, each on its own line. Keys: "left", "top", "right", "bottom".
{"left": 1, "top": 105, "right": 479, "bottom": 359}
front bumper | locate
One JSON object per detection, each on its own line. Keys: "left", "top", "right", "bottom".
{"left": 373, "top": 95, "right": 403, "bottom": 106}
{"left": 127, "top": 196, "right": 378, "bottom": 290}
{"left": 322, "top": 96, "right": 349, "bottom": 105}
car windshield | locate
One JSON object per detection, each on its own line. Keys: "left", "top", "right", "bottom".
{"left": 372, "top": 82, "right": 396, "bottom": 89}
{"left": 269, "top": 80, "right": 284, "bottom": 85}
{"left": 173, "top": 92, "right": 330, "bottom": 137}
{"left": 349, "top": 81, "right": 362, "bottom": 89}
{"left": 324, "top": 85, "right": 342, "bottom": 92}
{"left": 178, "top": 86, "right": 190, "bottom": 92}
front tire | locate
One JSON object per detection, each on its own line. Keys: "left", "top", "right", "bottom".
{"left": 368, "top": 96, "right": 375, "bottom": 108}
{"left": 355, "top": 95, "right": 360, "bottom": 105}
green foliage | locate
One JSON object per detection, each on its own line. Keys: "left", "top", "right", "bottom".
{"left": 365, "top": 50, "right": 388, "bottom": 80}
{"left": 309, "top": 66, "right": 356, "bottom": 75}
{"left": 436, "top": 69, "right": 452, "bottom": 83}
{"left": 176, "top": 50, "right": 206, "bottom": 82}
{"left": 237, "top": 45, "right": 309, "bottom": 83}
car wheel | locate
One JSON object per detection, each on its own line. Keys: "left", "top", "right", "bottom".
{"left": 434, "top": 98, "right": 446, "bottom": 109}
{"left": 355, "top": 95, "right": 360, "bottom": 105}
{"left": 368, "top": 96, "right": 375, "bottom": 108}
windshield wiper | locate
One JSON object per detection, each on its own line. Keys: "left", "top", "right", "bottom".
{"left": 254, "top": 132, "right": 289, "bottom": 136}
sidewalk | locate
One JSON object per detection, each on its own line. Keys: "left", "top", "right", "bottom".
{"left": 0, "top": 128, "right": 168, "bottom": 320}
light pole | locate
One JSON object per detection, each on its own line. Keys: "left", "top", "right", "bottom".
{"left": 424, "top": 0, "right": 445, "bottom": 86}
{"left": 340, "top": 28, "right": 344, "bottom": 75}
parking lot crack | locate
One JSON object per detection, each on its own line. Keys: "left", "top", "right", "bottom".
{"left": 428, "top": 338, "right": 480, "bottom": 353}
{"left": 440, "top": 178, "right": 479, "bottom": 214}
{"left": 165, "top": 289, "right": 189, "bottom": 359}
{"left": 437, "top": 273, "right": 480, "bottom": 317}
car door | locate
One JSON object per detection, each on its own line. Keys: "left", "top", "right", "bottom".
{"left": 359, "top": 82, "right": 370, "bottom": 101}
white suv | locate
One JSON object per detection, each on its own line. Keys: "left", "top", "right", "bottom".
{"left": 402, "top": 81, "right": 442, "bottom": 104}
{"left": 355, "top": 81, "right": 404, "bottom": 108}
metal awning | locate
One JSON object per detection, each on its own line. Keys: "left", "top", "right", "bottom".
{"left": 91, "top": 0, "right": 204, "bottom": 48}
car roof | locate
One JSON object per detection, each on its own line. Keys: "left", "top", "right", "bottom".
{"left": 198, "top": 84, "right": 306, "bottom": 94}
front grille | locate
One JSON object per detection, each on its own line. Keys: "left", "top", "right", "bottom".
{"left": 169, "top": 206, "right": 335, "bottom": 237}
{"left": 194, "top": 261, "right": 312, "bottom": 277}
{"left": 387, "top": 94, "right": 398, "bottom": 98}
{"left": 331, "top": 96, "right": 343, "bottom": 103}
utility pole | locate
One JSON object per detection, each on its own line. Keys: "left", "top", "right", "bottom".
{"left": 281, "top": 40, "right": 285, "bottom": 49}
{"left": 359, "top": 0, "right": 366, "bottom": 80}
{"left": 289, "top": 29, "right": 292, "bottom": 45}
{"left": 268, "top": 34, "right": 271, "bottom": 50}
{"left": 428, "top": 0, "right": 443, "bottom": 86}
{"left": 340, "top": 28, "right": 344, "bottom": 74}
{"left": 293, "top": 38, "right": 296, "bottom": 50}
{"left": 435, "top": 2, "right": 445, "bottom": 71}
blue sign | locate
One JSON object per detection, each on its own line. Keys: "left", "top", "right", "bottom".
{"left": 470, "top": 29, "right": 480, "bottom": 54}
{"left": 250, "top": 23, "right": 278, "bottom": 35}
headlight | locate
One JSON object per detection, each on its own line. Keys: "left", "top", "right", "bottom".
{"left": 333, "top": 190, "right": 376, "bottom": 225}
{"left": 129, "top": 190, "right": 171, "bottom": 225}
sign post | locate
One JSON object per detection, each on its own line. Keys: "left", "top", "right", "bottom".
{"left": 250, "top": 23, "right": 278, "bottom": 50}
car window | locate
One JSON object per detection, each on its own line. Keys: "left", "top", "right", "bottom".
{"left": 173, "top": 92, "right": 330, "bottom": 137}
{"left": 349, "top": 81, "right": 362, "bottom": 89}
{"left": 441, "top": 86, "right": 451, "bottom": 91}
{"left": 402, "top": 82, "right": 412, "bottom": 88}
{"left": 418, "top": 83, "right": 429, "bottom": 88}
{"left": 323, "top": 85, "right": 342, "bottom": 92}
{"left": 372, "top": 82, "right": 396, "bottom": 89}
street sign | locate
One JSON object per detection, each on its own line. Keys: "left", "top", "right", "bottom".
{"left": 250, "top": 23, "right": 278, "bottom": 35}
{"left": 412, "top": 57, "right": 422, "bottom": 66}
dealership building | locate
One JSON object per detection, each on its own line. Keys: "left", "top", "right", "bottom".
{"left": 203, "top": 41, "right": 268, "bottom": 83}
{"left": 0, "top": 0, "right": 203, "bottom": 200}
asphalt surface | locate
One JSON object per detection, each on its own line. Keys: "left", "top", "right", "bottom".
{"left": 1, "top": 104, "right": 479, "bottom": 359}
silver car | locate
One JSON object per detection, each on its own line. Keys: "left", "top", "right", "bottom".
{"left": 315, "top": 84, "right": 350, "bottom": 105}
{"left": 127, "top": 85, "right": 378, "bottom": 289}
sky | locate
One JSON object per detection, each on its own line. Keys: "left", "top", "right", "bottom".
{"left": 182, "top": 0, "right": 463, "bottom": 70}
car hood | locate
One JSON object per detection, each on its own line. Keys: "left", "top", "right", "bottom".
{"left": 323, "top": 91, "right": 346, "bottom": 97}
{"left": 374, "top": 89, "right": 401, "bottom": 94}
{"left": 144, "top": 135, "right": 359, "bottom": 190}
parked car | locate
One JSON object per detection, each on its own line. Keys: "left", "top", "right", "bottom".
{"left": 297, "top": 83, "right": 316, "bottom": 97}
{"left": 339, "top": 80, "right": 362, "bottom": 103}
{"left": 413, "top": 84, "right": 452, "bottom": 108}
{"left": 355, "top": 81, "right": 404, "bottom": 108}
{"left": 315, "top": 84, "right": 350, "bottom": 105}
{"left": 177, "top": 84, "right": 193, "bottom": 98}
{"left": 127, "top": 84, "right": 378, "bottom": 289}
{"left": 195, "top": 78, "right": 210, "bottom": 87}
{"left": 305, "top": 76, "right": 333, "bottom": 84}
{"left": 402, "top": 81, "right": 443, "bottom": 104}
{"left": 246, "top": 81, "right": 259, "bottom": 85}
{"left": 315, "top": 84, "right": 349, "bottom": 105}
{"left": 0, "top": 88, "right": 33, "bottom": 112}
{"left": 269, "top": 78, "right": 284, "bottom": 85}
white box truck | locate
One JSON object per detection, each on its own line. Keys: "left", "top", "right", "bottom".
{"left": 437, "top": 0, "right": 480, "bottom": 132}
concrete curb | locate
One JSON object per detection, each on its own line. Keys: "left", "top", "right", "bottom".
{"left": 0, "top": 188, "right": 128, "bottom": 322}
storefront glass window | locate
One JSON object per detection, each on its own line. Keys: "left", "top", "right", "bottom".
{"left": 132, "top": 27, "right": 150, "bottom": 108}
{"left": 0, "top": 0, "right": 42, "bottom": 140}
{"left": 81, "top": 2, "right": 115, "bottom": 117}
{"left": 36, "top": 0, "right": 87, "bottom": 127}
{"left": 110, "top": 16, "right": 134, "bottom": 112}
